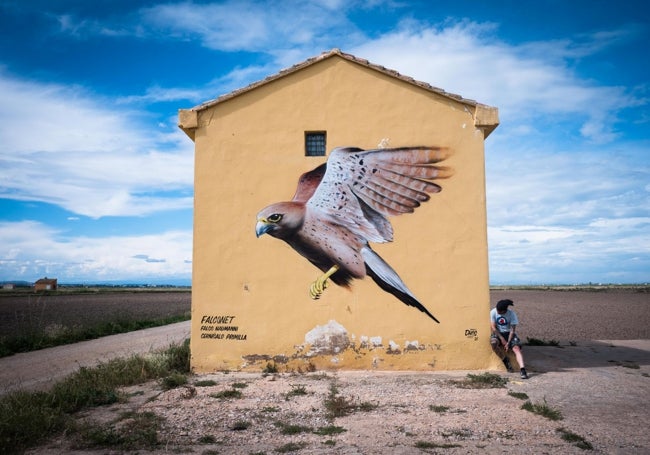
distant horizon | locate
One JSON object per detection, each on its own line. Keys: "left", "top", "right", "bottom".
{"left": 2, "top": 278, "right": 648, "bottom": 288}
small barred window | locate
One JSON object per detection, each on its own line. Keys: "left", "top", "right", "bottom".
{"left": 305, "top": 131, "right": 326, "bottom": 156}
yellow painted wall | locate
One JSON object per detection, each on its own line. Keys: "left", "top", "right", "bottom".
{"left": 183, "top": 55, "right": 501, "bottom": 372}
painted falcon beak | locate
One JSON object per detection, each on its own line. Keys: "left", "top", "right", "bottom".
{"left": 255, "top": 220, "right": 274, "bottom": 237}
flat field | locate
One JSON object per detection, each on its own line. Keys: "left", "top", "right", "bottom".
{"left": 2, "top": 287, "right": 649, "bottom": 341}
{"left": 490, "top": 288, "right": 650, "bottom": 340}
{"left": 0, "top": 290, "right": 191, "bottom": 339}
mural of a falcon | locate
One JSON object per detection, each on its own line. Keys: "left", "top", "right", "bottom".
{"left": 255, "top": 146, "right": 451, "bottom": 323}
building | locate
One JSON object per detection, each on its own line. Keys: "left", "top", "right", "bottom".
{"left": 34, "top": 277, "right": 57, "bottom": 291}
{"left": 179, "top": 49, "right": 499, "bottom": 373}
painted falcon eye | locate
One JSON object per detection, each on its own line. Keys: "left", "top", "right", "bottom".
{"left": 267, "top": 213, "right": 283, "bottom": 223}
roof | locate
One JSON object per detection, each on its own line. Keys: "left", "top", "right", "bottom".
{"left": 179, "top": 48, "right": 499, "bottom": 138}
{"left": 35, "top": 278, "right": 57, "bottom": 284}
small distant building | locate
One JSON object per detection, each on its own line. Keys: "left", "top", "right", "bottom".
{"left": 34, "top": 277, "right": 57, "bottom": 291}
{"left": 2, "top": 283, "right": 15, "bottom": 290}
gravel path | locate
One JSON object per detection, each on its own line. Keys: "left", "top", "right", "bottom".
{"left": 0, "top": 321, "right": 190, "bottom": 394}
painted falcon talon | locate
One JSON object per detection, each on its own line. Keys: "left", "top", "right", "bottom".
{"left": 309, "top": 273, "right": 331, "bottom": 299}
{"left": 255, "top": 146, "right": 449, "bottom": 323}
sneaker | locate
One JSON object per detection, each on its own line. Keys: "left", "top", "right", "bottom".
{"left": 520, "top": 368, "right": 529, "bottom": 379}
{"left": 503, "top": 357, "right": 514, "bottom": 373}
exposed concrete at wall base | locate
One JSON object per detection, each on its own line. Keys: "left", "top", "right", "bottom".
{"left": 182, "top": 51, "right": 500, "bottom": 373}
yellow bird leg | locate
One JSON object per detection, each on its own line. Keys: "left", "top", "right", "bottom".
{"left": 309, "top": 265, "right": 339, "bottom": 300}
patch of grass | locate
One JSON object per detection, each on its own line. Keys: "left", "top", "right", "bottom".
{"left": 161, "top": 372, "right": 188, "bottom": 390}
{"left": 526, "top": 337, "right": 560, "bottom": 347}
{"left": 194, "top": 379, "right": 217, "bottom": 387}
{"left": 323, "top": 382, "right": 355, "bottom": 418}
{"left": 198, "top": 434, "right": 217, "bottom": 443}
{"left": 232, "top": 382, "right": 248, "bottom": 388}
{"left": 231, "top": 420, "right": 251, "bottom": 431}
{"left": 357, "top": 401, "right": 378, "bottom": 412}
{"left": 521, "top": 399, "right": 563, "bottom": 421}
{"left": 261, "top": 406, "right": 280, "bottom": 413}
{"left": 74, "top": 411, "right": 164, "bottom": 450}
{"left": 323, "top": 381, "right": 377, "bottom": 418}
{"left": 263, "top": 362, "right": 279, "bottom": 373}
{"left": 441, "top": 428, "right": 473, "bottom": 439}
{"left": 275, "top": 421, "right": 312, "bottom": 435}
{"left": 0, "top": 339, "right": 190, "bottom": 453}
{"left": 276, "top": 441, "right": 308, "bottom": 452}
{"left": 429, "top": 405, "right": 450, "bottom": 413}
{"left": 313, "top": 425, "right": 346, "bottom": 436}
{"left": 452, "top": 372, "right": 507, "bottom": 389}
{"left": 557, "top": 427, "right": 593, "bottom": 450}
{"left": 285, "top": 384, "right": 308, "bottom": 399}
{"left": 210, "top": 389, "right": 243, "bottom": 399}
{"left": 415, "top": 440, "right": 462, "bottom": 449}
{"left": 507, "top": 391, "right": 529, "bottom": 400}
{"left": 162, "top": 338, "right": 191, "bottom": 372}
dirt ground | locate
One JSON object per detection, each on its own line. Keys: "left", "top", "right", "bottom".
{"left": 6, "top": 289, "right": 650, "bottom": 454}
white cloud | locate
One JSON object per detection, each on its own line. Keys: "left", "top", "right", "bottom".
{"left": 140, "top": 0, "right": 361, "bottom": 53}
{"left": 484, "top": 143, "right": 650, "bottom": 283}
{"left": 488, "top": 219, "right": 650, "bottom": 284}
{"left": 117, "top": 63, "right": 280, "bottom": 107}
{"left": 0, "top": 72, "right": 194, "bottom": 218}
{"left": 0, "top": 221, "right": 192, "bottom": 282}
{"left": 350, "top": 20, "right": 643, "bottom": 143}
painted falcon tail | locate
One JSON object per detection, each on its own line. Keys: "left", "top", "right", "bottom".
{"left": 361, "top": 246, "right": 439, "bottom": 323}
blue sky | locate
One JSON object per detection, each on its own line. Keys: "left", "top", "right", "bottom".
{"left": 0, "top": 0, "right": 648, "bottom": 285}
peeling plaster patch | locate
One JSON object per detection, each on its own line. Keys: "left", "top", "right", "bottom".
{"left": 304, "top": 320, "right": 351, "bottom": 357}
{"left": 387, "top": 340, "right": 401, "bottom": 354}
{"left": 404, "top": 340, "right": 421, "bottom": 351}
{"left": 360, "top": 336, "right": 369, "bottom": 349}
{"left": 359, "top": 335, "right": 383, "bottom": 349}
{"left": 241, "top": 354, "right": 288, "bottom": 367}
{"left": 378, "top": 137, "right": 390, "bottom": 149}
{"left": 273, "top": 355, "right": 289, "bottom": 364}
{"left": 242, "top": 354, "right": 271, "bottom": 364}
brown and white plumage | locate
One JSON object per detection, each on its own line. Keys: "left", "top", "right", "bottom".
{"left": 255, "top": 146, "right": 451, "bottom": 323}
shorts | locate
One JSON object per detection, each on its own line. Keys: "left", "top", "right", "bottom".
{"left": 491, "top": 331, "right": 522, "bottom": 349}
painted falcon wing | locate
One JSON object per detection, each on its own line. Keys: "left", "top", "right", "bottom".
{"left": 291, "top": 163, "right": 327, "bottom": 202}
{"left": 306, "top": 146, "right": 451, "bottom": 243}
